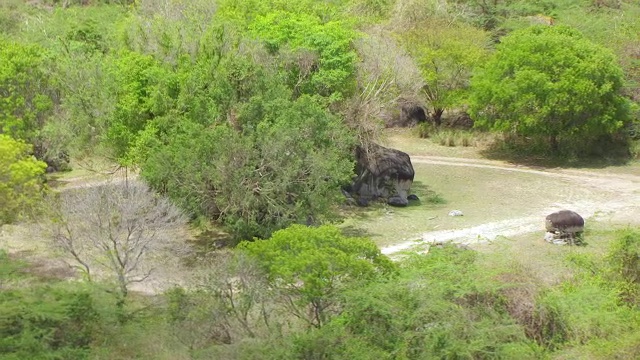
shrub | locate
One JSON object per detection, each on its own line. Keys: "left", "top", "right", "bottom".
{"left": 416, "top": 122, "right": 433, "bottom": 138}
{"left": 239, "top": 225, "right": 397, "bottom": 328}
{"left": 0, "top": 282, "right": 100, "bottom": 359}
{"left": 0, "top": 135, "right": 47, "bottom": 224}
{"left": 606, "top": 230, "right": 640, "bottom": 304}
{"left": 470, "top": 25, "right": 631, "bottom": 155}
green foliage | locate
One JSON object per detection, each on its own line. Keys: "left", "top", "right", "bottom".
{"left": 447, "top": 0, "right": 558, "bottom": 30}
{"left": 415, "top": 121, "right": 434, "bottom": 138}
{"left": 142, "top": 88, "right": 356, "bottom": 240}
{"left": 0, "top": 38, "right": 55, "bottom": 142}
{"left": 0, "top": 135, "right": 47, "bottom": 224}
{"left": 470, "top": 25, "right": 631, "bottom": 154}
{"left": 216, "top": 0, "right": 358, "bottom": 102}
{"left": 536, "top": 278, "right": 637, "bottom": 349}
{"left": 0, "top": 283, "right": 99, "bottom": 359}
{"left": 106, "top": 50, "right": 176, "bottom": 165}
{"left": 348, "top": 0, "right": 394, "bottom": 20}
{"left": 0, "top": 0, "right": 29, "bottom": 36}
{"left": 431, "top": 129, "right": 477, "bottom": 147}
{"left": 423, "top": 189, "right": 447, "bottom": 204}
{"left": 248, "top": 11, "right": 358, "bottom": 100}
{"left": 121, "top": 0, "right": 220, "bottom": 65}
{"left": 606, "top": 230, "right": 640, "bottom": 304}
{"left": 240, "top": 225, "right": 397, "bottom": 328}
{"left": 286, "top": 245, "right": 541, "bottom": 359}
{"left": 0, "top": 250, "right": 25, "bottom": 288}
{"left": 398, "top": 18, "right": 490, "bottom": 125}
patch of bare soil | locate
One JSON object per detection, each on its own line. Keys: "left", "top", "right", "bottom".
{"left": 382, "top": 155, "right": 640, "bottom": 255}
{"left": 1, "top": 172, "right": 195, "bottom": 296}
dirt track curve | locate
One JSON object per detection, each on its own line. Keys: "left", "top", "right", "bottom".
{"left": 381, "top": 156, "right": 640, "bottom": 255}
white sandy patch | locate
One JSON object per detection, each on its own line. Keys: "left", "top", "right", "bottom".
{"left": 381, "top": 156, "right": 640, "bottom": 255}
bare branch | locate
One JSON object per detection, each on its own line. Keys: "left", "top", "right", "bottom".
{"left": 49, "top": 179, "right": 187, "bottom": 301}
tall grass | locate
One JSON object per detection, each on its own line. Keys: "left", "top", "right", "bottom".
{"left": 415, "top": 123, "right": 491, "bottom": 147}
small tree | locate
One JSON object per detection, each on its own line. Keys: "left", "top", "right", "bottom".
{"left": 0, "top": 38, "right": 66, "bottom": 168}
{"left": 0, "top": 135, "right": 47, "bottom": 224}
{"left": 166, "top": 253, "right": 276, "bottom": 351}
{"left": 399, "top": 19, "right": 490, "bottom": 125}
{"left": 0, "top": 39, "right": 55, "bottom": 143}
{"left": 141, "top": 94, "right": 355, "bottom": 241}
{"left": 239, "top": 225, "right": 397, "bottom": 328}
{"left": 50, "top": 180, "right": 186, "bottom": 306}
{"left": 470, "top": 25, "right": 631, "bottom": 153}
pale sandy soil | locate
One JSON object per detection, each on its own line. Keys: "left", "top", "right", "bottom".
{"left": 380, "top": 155, "right": 640, "bottom": 255}
{"left": 3, "top": 131, "right": 640, "bottom": 292}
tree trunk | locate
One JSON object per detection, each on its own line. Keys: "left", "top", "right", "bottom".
{"left": 432, "top": 108, "right": 444, "bottom": 126}
{"left": 549, "top": 135, "right": 559, "bottom": 153}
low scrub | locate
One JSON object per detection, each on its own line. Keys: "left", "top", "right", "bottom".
{"left": 415, "top": 123, "right": 491, "bottom": 148}
{"left": 5, "top": 229, "right": 640, "bottom": 359}
{"left": 0, "top": 252, "right": 99, "bottom": 359}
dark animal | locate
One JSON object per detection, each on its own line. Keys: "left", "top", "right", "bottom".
{"left": 545, "top": 210, "right": 585, "bottom": 241}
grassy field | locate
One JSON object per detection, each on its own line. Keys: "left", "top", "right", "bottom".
{"left": 343, "top": 130, "right": 623, "bottom": 245}
{"left": 341, "top": 163, "right": 584, "bottom": 247}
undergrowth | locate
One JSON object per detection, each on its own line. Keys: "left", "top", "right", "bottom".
{"left": 415, "top": 122, "right": 492, "bottom": 148}
{"left": 4, "top": 229, "right": 640, "bottom": 359}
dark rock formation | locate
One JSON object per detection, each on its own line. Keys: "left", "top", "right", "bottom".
{"left": 545, "top": 210, "right": 584, "bottom": 236}
{"left": 357, "top": 198, "right": 369, "bottom": 207}
{"left": 388, "top": 196, "right": 409, "bottom": 207}
{"left": 350, "top": 143, "right": 415, "bottom": 207}
{"left": 400, "top": 104, "right": 427, "bottom": 126}
{"left": 443, "top": 111, "right": 474, "bottom": 129}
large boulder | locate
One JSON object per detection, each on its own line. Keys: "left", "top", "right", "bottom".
{"left": 544, "top": 210, "right": 585, "bottom": 244}
{"left": 350, "top": 143, "right": 415, "bottom": 207}
{"left": 399, "top": 104, "right": 427, "bottom": 126}
{"left": 443, "top": 111, "right": 474, "bottom": 130}
{"left": 545, "top": 210, "right": 585, "bottom": 234}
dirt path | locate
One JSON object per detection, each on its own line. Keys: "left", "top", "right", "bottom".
{"left": 4, "top": 154, "right": 640, "bottom": 290}
{"left": 381, "top": 156, "right": 640, "bottom": 255}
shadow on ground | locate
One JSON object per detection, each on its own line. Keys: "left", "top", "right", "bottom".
{"left": 480, "top": 140, "right": 633, "bottom": 169}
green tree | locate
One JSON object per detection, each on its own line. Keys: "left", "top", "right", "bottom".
{"left": 470, "top": 25, "right": 630, "bottom": 153}
{"left": 0, "top": 38, "right": 58, "bottom": 155}
{"left": 248, "top": 10, "right": 358, "bottom": 101}
{"left": 0, "top": 135, "right": 47, "bottom": 224}
{"left": 239, "top": 225, "right": 396, "bottom": 328}
{"left": 0, "top": 285, "right": 99, "bottom": 360}
{"left": 284, "top": 245, "right": 541, "bottom": 359}
{"left": 106, "top": 50, "right": 176, "bottom": 165}
{"left": 141, "top": 89, "right": 356, "bottom": 240}
{"left": 398, "top": 19, "right": 490, "bottom": 125}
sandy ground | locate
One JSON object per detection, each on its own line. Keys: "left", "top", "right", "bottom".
{"left": 3, "top": 145, "right": 640, "bottom": 293}
{"left": 0, "top": 170, "right": 192, "bottom": 295}
{"left": 381, "top": 155, "right": 640, "bottom": 255}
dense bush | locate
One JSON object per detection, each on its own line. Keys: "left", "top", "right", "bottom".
{"left": 470, "top": 25, "right": 631, "bottom": 156}
{"left": 141, "top": 85, "right": 356, "bottom": 240}
{"left": 0, "top": 38, "right": 65, "bottom": 165}
{"left": 0, "top": 252, "right": 100, "bottom": 359}
{"left": 0, "top": 135, "right": 47, "bottom": 224}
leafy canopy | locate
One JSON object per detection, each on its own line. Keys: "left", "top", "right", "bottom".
{"left": 239, "top": 225, "right": 396, "bottom": 327}
{"left": 249, "top": 11, "right": 357, "bottom": 100}
{"left": 141, "top": 91, "right": 356, "bottom": 240}
{"left": 470, "top": 25, "right": 630, "bottom": 151}
{"left": 0, "top": 135, "right": 47, "bottom": 224}
{"left": 398, "top": 18, "right": 490, "bottom": 124}
{"left": 0, "top": 38, "right": 55, "bottom": 142}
